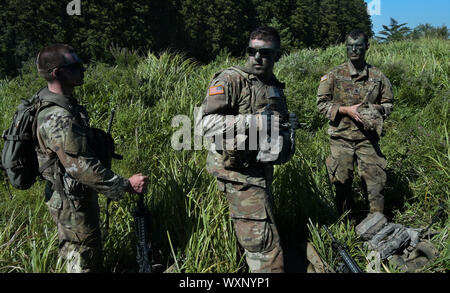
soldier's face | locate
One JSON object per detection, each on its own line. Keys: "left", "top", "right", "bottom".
{"left": 247, "top": 39, "right": 280, "bottom": 80}
{"left": 57, "top": 52, "right": 85, "bottom": 87}
{"left": 346, "top": 36, "right": 368, "bottom": 62}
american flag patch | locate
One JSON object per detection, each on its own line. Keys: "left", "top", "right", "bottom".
{"left": 209, "top": 85, "right": 225, "bottom": 96}
{"left": 320, "top": 75, "right": 328, "bottom": 82}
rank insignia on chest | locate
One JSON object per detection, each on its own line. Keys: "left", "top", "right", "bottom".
{"left": 209, "top": 85, "right": 225, "bottom": 96}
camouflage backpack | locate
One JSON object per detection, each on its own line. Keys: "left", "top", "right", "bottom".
{"left": 1, "top": 87, "right": 73, "bottom": 190}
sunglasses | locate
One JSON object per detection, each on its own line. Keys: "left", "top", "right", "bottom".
{"left": 246, "top": 47, "right": 278, "bottom": 58}
{"left": 346, "top": 44, "right": 366, "bottom": 50}
{"left": 60, "top": 61, "right": 84, "bottom": 71}
{"left": 48, "top": 59, "right": 85, "bottom": 73}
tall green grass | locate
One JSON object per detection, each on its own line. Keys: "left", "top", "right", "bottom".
{"left": 0, "top": 38, "right": 448, "bottom": 273}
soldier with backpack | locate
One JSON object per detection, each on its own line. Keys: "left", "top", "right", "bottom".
{"left": 2, "top": 44, "right": 149, "bottom": 272}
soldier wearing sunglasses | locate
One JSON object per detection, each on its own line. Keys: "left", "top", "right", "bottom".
{"left": 317, "top": 30, "right": 394, "bottom": 219}
{"left": 197, "top": 27, "right": 300, "bottom": 273}
{"left": 34, "top": 44, "right": 149, "bottom": 272}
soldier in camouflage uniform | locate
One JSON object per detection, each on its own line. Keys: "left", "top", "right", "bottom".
{"left": 196, "top": 27, "right": 299, "bottom": 273}
{"left": 35, "top": 44, "right": 149, "bottom": 272}
{"left": 317, "top": 30, "right": 394, "bottom": 216}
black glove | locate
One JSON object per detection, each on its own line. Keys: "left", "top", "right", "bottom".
{"left": 289, "top": 112, "right": 301, "bottom": 130}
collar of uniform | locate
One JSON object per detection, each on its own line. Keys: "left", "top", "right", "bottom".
{"left": 41, "top": 86, "right": 78, "bottom": 105}
{"left": 270, "top": 75, "right": 285, "bottom": 89}
{"left": 240, "top": 65, "right": 285, "bottom": 89}
{"left": 347, "top": 60, "right": 368, "bottom": 79}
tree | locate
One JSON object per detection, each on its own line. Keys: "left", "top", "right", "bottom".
{"left": 313, "top": 0, "right": 372, "bottom": 48}
{"left": 0, "top": 0, "right": 67, "bottom": 77}
{"left": 290, "top": 0, "right": 320, "bottom": 48}
{"left": 409, "top": 24, "right": 449, "bottom": 40}
{"left": 0, "top": 0, "right": 374, "bottom": 77}
{"left": 377, "top": 17, "right": 411, "bottom": 42}
{"left": 177, "top": 0, "right": 257, "bottom": 61}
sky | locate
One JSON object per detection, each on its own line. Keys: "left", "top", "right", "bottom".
{"left": 364, "top": 0, "right": 450, "bottom": 36}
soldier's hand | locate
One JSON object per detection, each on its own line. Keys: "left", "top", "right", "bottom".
{"left": 128, "top": 173, "right": 149, "bottom": 194}
{"left": 340, "top": 104, "right": 363, "bottom": 124}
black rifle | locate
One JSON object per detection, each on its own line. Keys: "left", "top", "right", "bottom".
{"left": 421, "top": 203, "right": 445, "bottom": 238}
{"left": 107, "top": 108, "right": 123, "bottom": 161}
{"left": 323, "top": 225, "right": 363, "bottom": 273}
{"left": 134, "top": 194, "right": 153, "bottom": 273}
{"left": 104, "top": 108, "right": 123, "bottom": 233}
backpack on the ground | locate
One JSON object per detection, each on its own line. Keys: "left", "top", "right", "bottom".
{"left": 1, "top": 88, "right": 72, "bottom": 190}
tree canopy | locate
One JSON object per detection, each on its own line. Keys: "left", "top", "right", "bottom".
{"left": 1, "top": 0, "right": 374, "bottom": 77}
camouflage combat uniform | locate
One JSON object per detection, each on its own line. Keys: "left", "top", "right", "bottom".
{"left": 317, "top": 60, "right": 393, "bottom": 214}
{"left": 197, "top": 66, "right": 288, "bottom": 273}
{"left": 35, "top": 87, "right": 130, "bottom": 273}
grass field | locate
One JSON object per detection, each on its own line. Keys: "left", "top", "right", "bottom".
{"left": 0, "top": 38, "right": 448, "bottom": 273}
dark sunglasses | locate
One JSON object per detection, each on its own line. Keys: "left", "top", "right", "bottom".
{"left": 48, "top": 61, "right": 85, "bottom": 73}
{"left": 346, "top": 44, "right": 366, "bottom": 50}
{"left": 246, "top": 47, "right": 278, "bottom": 58}
{"left": 60, "top": 61, "right": 84, "bottom": 71}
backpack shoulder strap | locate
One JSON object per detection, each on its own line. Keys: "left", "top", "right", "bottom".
{"left": 32, "top": 88, "right": 76, "bottom": 138}
{"left": 229, "top": 66, "right": 252, "bottom": 81}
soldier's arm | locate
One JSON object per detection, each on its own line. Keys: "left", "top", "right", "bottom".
{"left": 39, "top": 107, "right": 130, "bottom": 200}
{"left": 196, "top": 72, "right": 249, "bottom": 137}
{"left": 378, "top": 74, "right": 394, "bottom": 119}
{"left": 316, "top": 72, "right": 341, "bottom": 122}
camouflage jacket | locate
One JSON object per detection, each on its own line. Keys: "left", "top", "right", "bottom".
{"left": 36, "top": 87, "right": 130, "bottom": 203}
{"left": 317, "top": 61, "right": 394, "bottom": 141}
{"left": 197, "top": 66, "right": 290, "bottom": 188}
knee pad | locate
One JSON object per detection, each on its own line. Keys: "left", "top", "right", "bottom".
{"left": 234, "top": 218, "right": 275, "bottom": 253}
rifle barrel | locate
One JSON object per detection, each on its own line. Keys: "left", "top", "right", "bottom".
{"left": 323, "top": 225, "right": 363, "bottom": 273}
{"left": 107, "top": 108, "right": 116, "bottom": 134}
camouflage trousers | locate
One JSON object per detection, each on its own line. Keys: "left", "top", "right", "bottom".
{"left": 326, "top": 137, "right": 387, "bottom": 215}
{"left": 217, "top": 179, "right": 284, "bottom": 273}
{"left": 45, "top": 183, "right": 103, "bottom": 273}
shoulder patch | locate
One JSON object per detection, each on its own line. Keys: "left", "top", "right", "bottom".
{"left": 209, "top": 85, "right": 225, "bottom": 96}
{"left": 320, "top": 75, "right": 328, "bottom": 82}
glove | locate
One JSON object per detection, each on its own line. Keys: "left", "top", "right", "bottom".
{"left": 289, "top": 112, "right": 301, "bottom": 130}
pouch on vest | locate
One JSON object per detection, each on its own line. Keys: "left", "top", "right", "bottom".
{"left": 255, "top": 107, "right": 295, "bottom": 165}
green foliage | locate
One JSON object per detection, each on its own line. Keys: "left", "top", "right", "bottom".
{"left": 377, "top": 18, "right": 412, "bottom": 42}
{"left": 0, "top": 38, "right": 448, "bottom": 273}
{"left": 377, "top": 21, "right": 449, "bottom": 43}
{"left": 0, "top": 0, "right": 372, "bottom": 77}
{"left": 409, "top": 24, "right": 449, "bottom": 40}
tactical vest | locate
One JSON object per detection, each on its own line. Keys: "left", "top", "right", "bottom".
{"left": 218, "top": 66, "right": 294, "bottom": 167}
{"left": 227, "top": 66, "right": 289, "bottom": 118}
{"left": 35, "top": 88, "right": 92, "bottom": 200}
